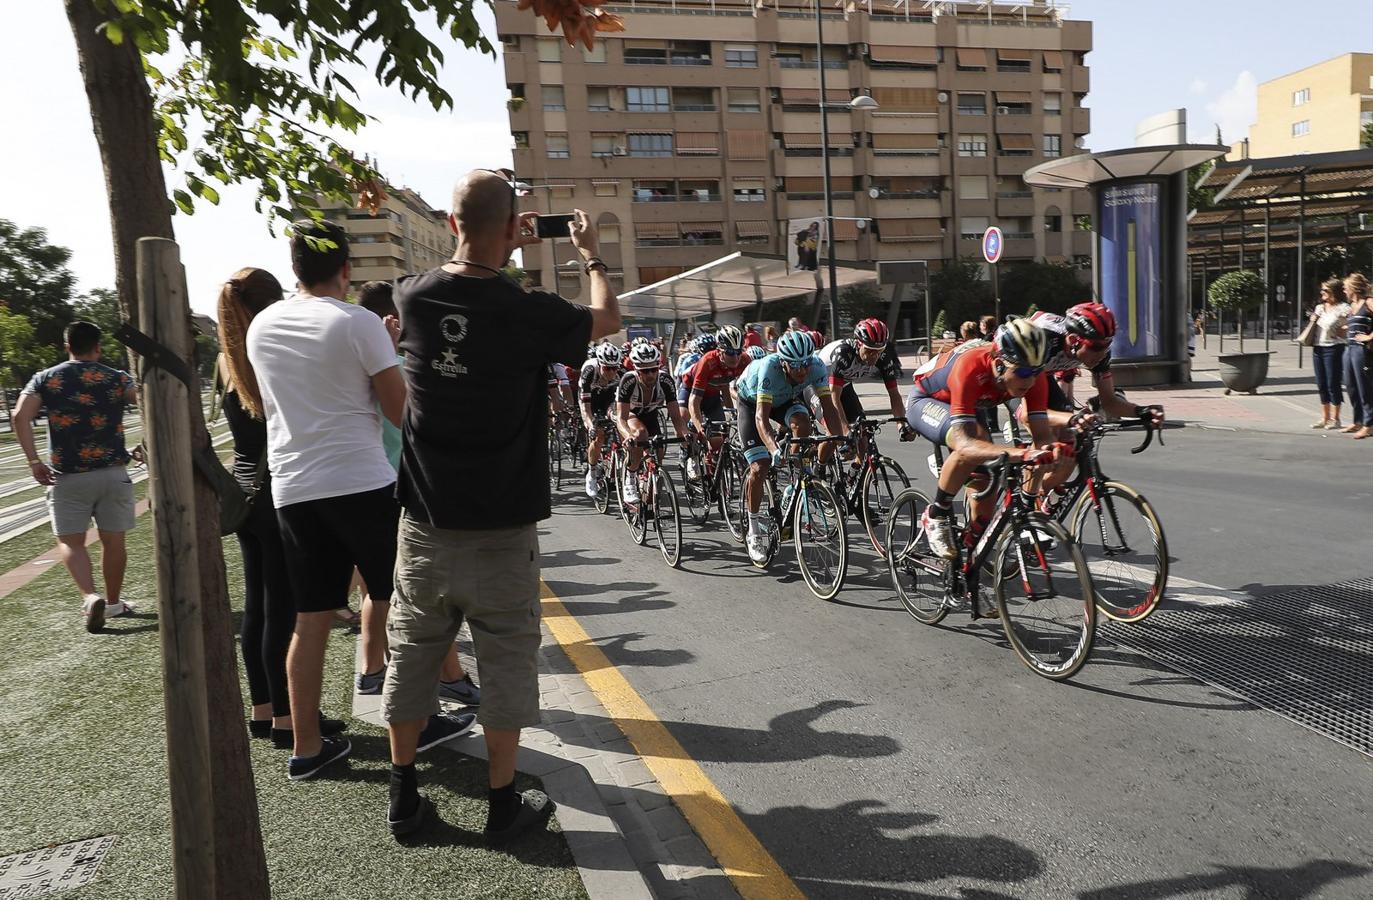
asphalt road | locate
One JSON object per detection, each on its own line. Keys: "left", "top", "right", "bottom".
{"left": 539, "top": 425, "right": 1373, "bottom": 899}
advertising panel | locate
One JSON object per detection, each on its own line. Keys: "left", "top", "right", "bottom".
{"left": 786, "top": 217, "right": 828, "bottom": 277}
{"left": 1098, "top": 181, "right": 1163, "bottom": 359}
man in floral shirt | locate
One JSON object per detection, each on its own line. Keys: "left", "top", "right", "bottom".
{"left": 15, "top": 321, "right": 139, "bottom": 632}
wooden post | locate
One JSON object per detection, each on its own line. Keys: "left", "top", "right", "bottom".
{"left": 136, "top": 237, "right": 216, "bottom": 898}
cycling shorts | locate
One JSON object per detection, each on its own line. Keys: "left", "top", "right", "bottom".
{"left": 626, "top": 408, "right": 663, "bottom": 440}
{"left": 692, "top": 392, "right": 726, "bottom": 434}
{"left": 905, "top": 396, "right": 995, "bottom": 448}
{"left": 736, "top": 397, "right": 809, "bottom": 465}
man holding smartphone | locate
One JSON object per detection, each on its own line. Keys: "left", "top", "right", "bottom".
{"left": 383, "top": 170, "right": 622, "bottom": 841}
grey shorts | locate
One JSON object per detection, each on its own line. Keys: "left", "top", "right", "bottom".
{"left": 381, "top": 515, "right": 542, "bottom": 731}
{"left": 47, "top": 466, "right": 136, "bottom": 536}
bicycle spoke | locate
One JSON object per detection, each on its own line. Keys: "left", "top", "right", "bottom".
{"left": 995, "top": 517, "right": 1095, "bottom": 680}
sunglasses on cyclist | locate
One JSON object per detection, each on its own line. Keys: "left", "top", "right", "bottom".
{"left": 782, "top": 359, "right": 810, "bottom": 372}
{"left": 721, "top": 348, "right": 742, "bottom": 357}
{"left": 1070, "top": 335, "right": 1111, "bottom": 352}
{"left": 995, "top": 359, "right": 1042, "bottom": 379}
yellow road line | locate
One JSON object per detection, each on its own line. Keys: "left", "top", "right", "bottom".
{"left": 540, "top": 582, "right": 804, "bottom": 900}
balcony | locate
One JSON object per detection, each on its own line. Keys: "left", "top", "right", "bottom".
{"left": 956, "top": 106, "right": 987, "bottom": 117}
{"left": 671, "top": 55, "right": 713, "bottom": 66}
{"left": 996, "top": 105, "right": 1032, "bottom": 117}
{"left": 778, "top": 58, "right": 849, "bottom": 70}
{"left": 673, "top": 104, "right": 717, "bottom": 112}
{"left": 879, "top": 190, "right": 940, "bottom": 199}
{"left": 784, "top": 147, "right": 856, "bottom": 157}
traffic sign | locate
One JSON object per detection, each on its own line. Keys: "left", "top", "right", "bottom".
{"left": 982, "top": 226, "right": 1003, "bottom": 265}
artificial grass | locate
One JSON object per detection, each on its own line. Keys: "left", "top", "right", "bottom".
{"left": 0, "top": 515, "right": 588, "bottom": 899}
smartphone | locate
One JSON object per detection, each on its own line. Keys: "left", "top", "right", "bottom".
{"left": 535, "top": 213, "right": 575, "bottom": 239}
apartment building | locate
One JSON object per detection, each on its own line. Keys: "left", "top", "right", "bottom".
{"left": 495, "top": 0, "right": 1093, "bottom": 299}
{"left": 1239, "top": 53, "right": 1373, "bottom": 159}
{"left": 319, "top": 185, "right": 454, "bottom": 295}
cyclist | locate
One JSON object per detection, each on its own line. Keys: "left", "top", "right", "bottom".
{"left": 905, "top": 318, "right": 1071, "bottom": 561}
{"left": 817, "top": 318, "right": 915, "bottom": 448}
{"left": 674, "top": 333, "right": 715, "bottom": 401}
{"left": 734, "top": 330, "right": 844, "bottom": 564}
{"left": 744, "top": 345, "right": 768, "bottom": 362}
{"left": 579, "top": 342, "right": 624, "bottom": 498}
{"left": 686, "top": 325, "right": 747, "bottom": 477}
{"left": 616, "top": 341, "right": 689, "bottom": 505}
{"left": 547, "top": 362, "right": 573, "bottom": 420}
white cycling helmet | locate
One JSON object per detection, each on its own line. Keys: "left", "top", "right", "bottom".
{"left": 594, "top": 342, "right": 623, "bottom": 367}
{"left": 715, "top": 325, "right": 743, "bottom": 353}
{"left": 629, "top": 341, "right": 663, "bottom": 369}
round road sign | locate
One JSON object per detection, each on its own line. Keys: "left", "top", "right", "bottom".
{"left": 982, "top": 226, "right": 1003, "bottom": 265}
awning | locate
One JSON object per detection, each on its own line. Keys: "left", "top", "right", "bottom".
{"left": 998, "top": 133, "right": 1035, "bottom": 150}
{"left": 785, "top": 177, "right": 825, "bottom": 192}
{"left": 956, "top": 48, "right": 987, "bottom": 67}
{"left": 995, "top": 91, "right": 1032, "bottom": 103}
{"left": 878, "top": 217, "right": 943, "bottom": 238}
{"left": 618, "top": 251, "right": 877, "bottom": 320}
{"left": 872, "top": 132, "right": 939, "bottom": 150}
{"left": 592, "top": 179, "right": 620, "bottom": 185}
{"left": 680, "top": 221, "right": 723, "bottom": 234}
{"left": 1024, "top": 144, "right": 1230, "bottom": 189}
{"left": 784, "top": 133, "right": 849, "bottom": 149}
{"left": 832, "top": 219, "right": 859, "bottom": 241}
{"left": 736, "top": 220, "right": 772, "bottom": 238}
{"left": 997, "top": 48, "right": 1032, "bottom": 61}
{"left": 869, "top": 45, "right": 936, "bottom": 64}
{"left": 870, "top": 87, "right": 938, "bottom": 112}
{"left": 634, "top": 222, "right": 678, "bottom": 239}
{"left": 780, "top": 88, "right": 851, "bottom": 104}
{"left": 732, "top": 177, "right": 767, "bottom": 188}
{"left": 727, "top": 129, "right": 768, "bottom": 160}
{"left": 626, "top": 129, "right": 671, "bottom": 136}
{"left": 1042, "top": 50, "right": 1064, "bottom": 70}
{"left": 675, "top": 132, "right": 720, "bottom": 154}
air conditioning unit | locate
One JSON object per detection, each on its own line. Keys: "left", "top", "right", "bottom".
{"left": 612, "top": 146, "right": 627, "bottom": 156}
{"left": 996, "top": 105, "right": 1010, "bottom": 115}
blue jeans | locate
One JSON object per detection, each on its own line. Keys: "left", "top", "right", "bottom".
{"left": 1343, "top": 344, "right": 1373, "bottom": 425}
{"left": 1313, "top": 344, "right": 1344, "bottom": 406}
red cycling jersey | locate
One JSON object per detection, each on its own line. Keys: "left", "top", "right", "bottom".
{"left": 911, "top": 342, "right": 1048, "bottom": 427}
{"left": 689, "top": 348, "right": 748, "bottom": 398}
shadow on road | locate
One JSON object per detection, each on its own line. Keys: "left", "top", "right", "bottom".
{"left": 551, "top": 631, "right": 695, "bottom": 672}
{"left": 1078, "top": 858, "right": 1370, "bottom": 899}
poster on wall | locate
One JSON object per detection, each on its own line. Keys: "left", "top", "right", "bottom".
{"left": 786, "top": 217, "right": 827, "bottom": 278}
{"left": 1097, "top": 181, "right": 1163, "bottom": 359}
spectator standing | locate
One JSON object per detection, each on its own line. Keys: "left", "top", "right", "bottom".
{"left": 354, "top": 280, "right": 481, "bottom": 708}
{"left": 959, "top": 321, "right": 980, "bottom": 343}
{"left": 1342, "top": 273, "right": 1373, "bottom": 439}
{"left": 382, "top": 170, "right": 620, "bottom": 841}
{"left": 248, "top": 220, "right": 473, "bottom": 781}
{"left": 764, "top": 325, "right": 778, "bottom": 350}
{"left": 787, "top": 317, "right": 806, "bottom": 333}
{"left": 14, "top": 322, "right": 138, "bottom": 632}
{"left": 979, "top": 315, "right": 996, "bottom": 340}
{"left": 1307, "top": 277, "right": 1349, "bottom": 430}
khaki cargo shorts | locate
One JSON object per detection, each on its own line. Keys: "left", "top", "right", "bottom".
{"left": 381, "top": 514, "right": 542, "bottom": 731}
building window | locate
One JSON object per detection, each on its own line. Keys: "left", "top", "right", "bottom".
{"left": 547, "top": 133, "right": 570, "bottom": 158}
{"left": 1044, "top": 92, "right": 1062, "bottom": 116}
{"left": 628, "top": 133, "right": 673, "bottom": 157}
{"left": 727, "top": 88, "right": 761, "bottom": 113}
{"left": 733, "top": 186, "right": 766, "bottom": 202}
{"left": 500, "top": 34, "right": 519, "bottom": 49}
{"left": 1293, "top": 88, "right": 1310, "bottom": 106}
{"left": 537, "top": 37, "right": 561, "bottom": 63}
{"left": 624, "top": 44, "right": 668, "bottom": 65}
{"left": 725, "top": 45, "right": 758, "bottom": 68}
{"left": 587, "top": 86, "right": 612, "bottom": 112}
{"left": 1044, "top": 134, "right": 1062, "bottom": 157}
{"left": 957, "top": 134, "right": 988, "bottom": 157}
{"left": 669, "top": 40, "right": 711, "bottom": 66}
{"left": 591, "top": 133, "right": 620, "bottom": 157}
{"left": 598, "top": 223, "right": 621, "bottom": 244}
{"left": 513, "top": 131, "right": 529, "bottom": 148}
{"left": 960, "top": 216, "right": 990, "bottom": 240}
{"left": 542, "top": 85, "right": 565, "bottom": 111}
{"left": 594, "top": 181, "right": 618, "bottom": 197}
{"left": 997, "top": 134, "right": 1034, "bottom": 157}
{"left": 1045, "top": 214, "right": 1062, "bottom": 233}
{"left": 1292, "top": 120, "right": 1310, "bottom": 137}
{"left": 583, "top": 43, "right": 606, "bottom": 63}
{"left": 627, "top": 86, "right": 670, "bottom": 112}
{"left": 956, "top": 93, "right": 986, "bottom": 116}
{"left": 958, "top": 175, "right": 988, "bottom": 200}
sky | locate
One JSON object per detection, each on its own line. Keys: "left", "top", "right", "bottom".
{"left": 4, "top": 1, "right": 1370, "bottom": 317}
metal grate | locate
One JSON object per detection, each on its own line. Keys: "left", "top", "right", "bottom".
{"left": 1100, "top": 578, "right": 1373, "bottom": 758}
{"left": 0, "top": 836, "right": 116, "bottom": 899}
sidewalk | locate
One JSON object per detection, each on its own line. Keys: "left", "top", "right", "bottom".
{"left": 887, "top": 337, "right": 1335, "bottom": 438}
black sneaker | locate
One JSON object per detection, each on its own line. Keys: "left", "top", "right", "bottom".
{"left": 288, "top": 736, "right": 352, "bottom": 781}
{"left": 388, "top": 793, "right": 434, "bottom": 838}
{"left": 417, "top": 711, "right": 477, "bottom": 753}
{"left": 248, "top": 720, "right": 272, "bottom": 740}
{"left": 271, "top": 712, "right": 348, "bottom": 750}
{"left": 485, "top": 790, "right": 557, "bottom": 846}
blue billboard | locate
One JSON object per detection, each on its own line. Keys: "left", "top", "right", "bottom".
{"left": 1098, "top": 181, "right": 1163, "bottom": 359}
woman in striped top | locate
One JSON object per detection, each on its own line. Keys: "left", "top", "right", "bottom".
{"left": 1341, "top": 273, "right": 1373, "bottom": 439}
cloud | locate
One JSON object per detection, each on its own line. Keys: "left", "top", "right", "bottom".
{"left": 1188, "top": 77, "right": 1208, "bottom": 96}
{"left": 1202, "top": 70, "right": 1258, "bottom": 145}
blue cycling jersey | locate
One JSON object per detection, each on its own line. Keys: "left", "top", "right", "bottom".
{"left": 734, "top": 354, "right": 830, "bottom": 407}
{"left": 674, "top": 351, "right": 702, "bottom": 381}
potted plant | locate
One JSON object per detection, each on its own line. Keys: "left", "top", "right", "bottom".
{"left": 1207, "top": 270, "right": 1270, "bottom": 394}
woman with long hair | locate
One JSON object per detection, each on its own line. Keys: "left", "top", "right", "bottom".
{"left": 219, "top": 268, "right": 345, "bottom": 746}
{"left": 1341, "top": 273, "right": 1373, "bottom": 439}
{"left": 1306, "top": 277, "right": 1349, "bottom": 429}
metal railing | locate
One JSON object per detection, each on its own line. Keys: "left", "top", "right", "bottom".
{"left": 672, "top": 104, "right": 717, "bottom": 112}
{"left": 996, "top": 190, "right": 1033, "bottom": 199}
{"left": 777, "top": 59, "right": 848, "bottom": 69}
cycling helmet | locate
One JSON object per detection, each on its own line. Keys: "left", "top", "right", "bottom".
{"left": 992, "top": 318, "right": 1050, "bottom": 371}
{"left": 628, "top": 341, "right": 663, "bottom": 369}
{"left": 776, "top": 330, "right": 815, "bottom": 366}
{"left": 853, "top": 318, "right": 890, "bottom": 349}
{"left": 715, "top": 325, "right": 743, "bottom": 353}
{"left": 693, "top": 333, "right": 718, "bottom": 354}
{"left": 807, "top": 330, "right": 825, "bottom": 349}
{"left": 1064, "top": 301, "right": 1117, "bottom": 342}
{"left": 594, "top": 342, "right": 623, "bottom": 367}
{"left": 586, "top": 344, "right": 597, "bottom": 359}
{"left": 745, "top": 345, "right": 768, "bottom": 361}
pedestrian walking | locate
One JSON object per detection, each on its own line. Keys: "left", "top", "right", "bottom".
{"left": 381, "top": 169, "right": 620, "bottom": 841}
{"left": 1307, "top": 277, "right": 1349, "bottom": 430}
{"left": 217, "top": 267, "right": 319, "bottom": 746}
{"left": 1340, "top": 273, "right": 1373, "bottom": 439}
{"left": 14, "top": 322, "right": 138, "bottom": 632}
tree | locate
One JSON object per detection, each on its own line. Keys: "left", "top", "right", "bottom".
{"left": 195, "top": 332, "right": 220, "bottom": 380}
{"left": 1188, "top": 161, "right": 1219, "bottom": 213}
{"left": 63, "top": 2, "right": 624, "bottom": 895}
{"left": 999, "top": 259, "right": 1092, "bottom": 317}
{"left": 929, "top": 256, "right": 992, "bottom": 329}
{"left": 1208, "top": 270, "right": 1265, "bottom": 352}
{"left": 838, "top": 283, "right": 885, "bottom": 330}
{"left": 0, "top": 309, "right": 50, "bottom": 424}
{"left": 0, "top": 219, "right": 78, "bottom": 358}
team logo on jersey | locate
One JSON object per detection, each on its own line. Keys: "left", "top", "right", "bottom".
{"left": 439, "top": 314, "right": 468, "bottom": 344}
{"left": 920, "top": 403, "right": 947, "bottom": 429}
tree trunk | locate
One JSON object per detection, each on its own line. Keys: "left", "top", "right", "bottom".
{"left": 63, "top": 3, "right": 271, "bottom": 898}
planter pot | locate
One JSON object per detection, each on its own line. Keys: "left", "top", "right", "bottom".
{"left": 1217, "top": 351, "right": 1273, "bottom": 394}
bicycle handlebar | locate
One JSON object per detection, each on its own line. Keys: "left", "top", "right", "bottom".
{"left": 632, "top": 436, "right": 688, "bottom": 449}
{"left": 971, "top": 453, "right": 1010, "bottom": 501}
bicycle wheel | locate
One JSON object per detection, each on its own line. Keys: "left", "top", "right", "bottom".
{"left": 680, "top": 456, "right": 709, "bottom": 526}
{"left": 860, "top": 457, "right": 911, "bottom": 559}
{"left": 794, "top": 481, "right": 847, "bottom": 600}
{"left": 652, "top": 470, "right": 683, "bottom": 567}
{"left": 751, "top": 479, "right": 781, "bottom": 570}
{"left": 620, "top": 465, "right": 648, "bottom": 545}
{"left": 884, "top": 489, "right": 949, "bottom": 625}
{"left": 1067, "top": 481, "right": 1168, "bottom": 623}
{"left": 718, "top": 451, "right": 748, "bottom": 543}
{"left": 548, "top": 432, "right": 560, "bottom": 489}
{"left": 592, "top": 463, "right": 610, "bottom": 515}
{"left": 993, "top": 515, "right": 1096, "bottom": 680}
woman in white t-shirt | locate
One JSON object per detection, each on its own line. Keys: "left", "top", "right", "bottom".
{"left": 1308, "top": 277, "right": 1350, "bottom": 429}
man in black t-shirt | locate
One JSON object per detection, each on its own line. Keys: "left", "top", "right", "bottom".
{"left": 382, "top": 170, "right": 621, "bottom": 843}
